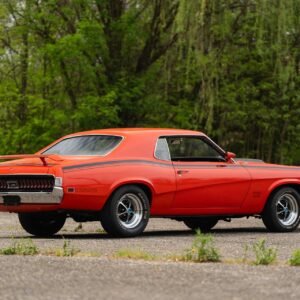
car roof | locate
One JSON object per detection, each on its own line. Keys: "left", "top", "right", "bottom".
{"left": 65, "top": 128, "right": 205, "bottom": 138}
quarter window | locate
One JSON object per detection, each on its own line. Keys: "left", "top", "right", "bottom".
{"left": 155, "top": 138, "right": 171, "bottom": 161}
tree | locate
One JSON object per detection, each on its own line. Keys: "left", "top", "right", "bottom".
{"left": 0, "top": 0, "right": 299, "bottom": 164}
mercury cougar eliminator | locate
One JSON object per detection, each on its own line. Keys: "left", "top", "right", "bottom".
{"left": 0, "top": 128, "right": 300, "bottom": 237}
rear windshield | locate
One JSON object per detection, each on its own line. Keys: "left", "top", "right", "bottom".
{"left": 43, "top": 135, "right": 122, "bottom": 156}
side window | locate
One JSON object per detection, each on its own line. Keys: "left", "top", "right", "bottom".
{"left": 166, "top": 136, "right": 225, "bottom": 162}
{"left": 155, "top": 138, "right": 171, "bottom": 161}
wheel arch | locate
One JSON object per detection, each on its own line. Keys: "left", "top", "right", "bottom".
{"left": 107, "top": 180, "right": 155, "bottom": 207}
{"left": 263, "top": 181, "right": 300, "bottom": 212}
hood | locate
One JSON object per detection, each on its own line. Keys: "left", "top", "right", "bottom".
{"left": 235, "top": 158, "right": 265, "bottom": 165}
{"left": 235, "top": 158, "right": 300, "bottom": 170}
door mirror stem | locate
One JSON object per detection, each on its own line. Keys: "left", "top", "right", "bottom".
{"left": 225, "top": 151, "right": 236, "bottom": 162}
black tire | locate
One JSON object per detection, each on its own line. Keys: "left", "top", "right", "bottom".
{"left": 262, "top": 187, "right": 300, "bottom": 232}
{"left": 183, "top": 217, "right": 218, "bottom": 232}
{"left": 18, "top": 212, "right": 66, "bottom": 237}
{"left": 101, "top": 185, "right": 150, "bottom": 237}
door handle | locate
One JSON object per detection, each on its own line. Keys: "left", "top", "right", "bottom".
{"left": 177, "top": 170, "right": 189, "bottom": 175}
{"left": 216, "top": 165, "right": 227, "bottom": 168}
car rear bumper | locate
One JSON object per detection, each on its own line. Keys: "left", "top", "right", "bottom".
{"left": 0, "top": 186, "right": 63, "bottom": 204}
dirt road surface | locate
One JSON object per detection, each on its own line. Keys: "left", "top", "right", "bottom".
{"left": 0, "top": 213, "right": 300, "bottom": 299}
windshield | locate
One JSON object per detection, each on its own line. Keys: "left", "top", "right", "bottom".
{"left": 43, "top": 135, "right": 122, "bottom": 156}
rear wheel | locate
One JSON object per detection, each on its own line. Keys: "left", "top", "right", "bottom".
{"left": 262, "top": 187, "right": 300, "bottom": 232}
{"left": 183, "top": 217, "right": 218, "bottom": 232}
{"left": 18, "top": 212, "right": 66, "bottom": 237}
{"left": 101, "top": 185, "right": 150, "bottom": 237}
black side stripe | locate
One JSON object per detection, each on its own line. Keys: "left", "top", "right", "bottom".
{"left": 63, "top": 159, "right": 173, "bottom": 171}
{"left": 62, "top": 159, "right": 300, "bottom": 172}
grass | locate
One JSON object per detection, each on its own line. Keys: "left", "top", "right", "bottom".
{"left": 0, "top": 239, "right": 38, "bottom": 255}
{"left": 183, "top": 230, "right": 221, "bottom": 263}
{"left": 252, "top": 239, "right": 277, "bottom": 265}
{"left": 54, "top": 239, "right": 80, "bottom": 257}
{"left": 1, "top": 236, "right": 298, "bottom": 267}
{"left": 242, "top": 244, "right": 250, "bottom": 263}
{"left": 114, "top": 249, "right": 156, "bottom": 260}
{"left": 289, "top": 249, "right": 300, "bottom": 266}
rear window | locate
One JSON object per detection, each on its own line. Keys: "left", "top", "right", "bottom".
{"left": 43, "top": 135, "right": 122, "bottom": 156}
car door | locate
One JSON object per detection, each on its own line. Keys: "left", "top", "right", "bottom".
{"left": 163, "top": 136, "right": 251, "bottom": 211}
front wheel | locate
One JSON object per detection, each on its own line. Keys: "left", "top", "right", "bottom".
{"left": 183, "top": 217, "right": 218, "bottom": 232}
{"left": 18, "top": 212, "right": 66, "bottom": 237}
{"left": 262, "top": 187, "right": 300, "bottom": 232}
{"left": 101, "top": 185, "right": 150, "bottom": 237}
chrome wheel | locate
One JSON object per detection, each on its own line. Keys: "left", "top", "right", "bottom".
{"left": 262, "top": 187, "right": 300, "bottom": 232}
{"left": 101, "top": 185, "right": 150, "bottom": 237}
{"left": 117, "top": 193, "right": 143, "bottom": 229}
{"left": 276, "top": 193, "right": 299, "bottom": 226}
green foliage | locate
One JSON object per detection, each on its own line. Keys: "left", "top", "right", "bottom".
{"left": 242, "top": 244, "right": 250, "bottom": 263}
{"left": 289, "top": 249, "right": 300, "bottom": 266}
{"left": 55, "top": 239, "right": 79, "bottom": 257}
{"left": 0, "top": 0, "right": 300, "bottom": 163}
{"left": 114, "top": 249, "right": 156, "bottom": 261}
{"left": 184, "top": 230, "right": 221, "bottom": 263}
{"left": 0, "top": 239, "right": 38, "bottom": 255}
{"left": 252, "top": 239, "right": 277, "bottom": 265}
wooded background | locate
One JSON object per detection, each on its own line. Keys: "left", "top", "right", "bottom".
{"left": 0, "top": 0, "right": 299, "bottom": 164}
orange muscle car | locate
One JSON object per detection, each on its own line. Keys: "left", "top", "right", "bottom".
{"left": 0, "top": 128, "right": 300, "bottom": 237}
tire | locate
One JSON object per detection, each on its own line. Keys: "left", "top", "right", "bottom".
{"left": 183, "top": 217, "right": 218, "bottom": 232}
{"left": 262, "top": 187, "right": 300, "bottom": 232}
{"left": 101, "top": 185, "right": 150, "bottom": 237}
{"left": 18, "top": 212, "right": 66, "bottom": 237}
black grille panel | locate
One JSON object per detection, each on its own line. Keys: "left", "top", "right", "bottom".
{"left": 0, "top": 175, "right": 54, "bottom": 192}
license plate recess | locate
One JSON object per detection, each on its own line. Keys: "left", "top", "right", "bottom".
{"left": 3, "top": 195, "right": 21, "bottom": 206}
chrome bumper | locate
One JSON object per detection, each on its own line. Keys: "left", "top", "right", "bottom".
{"left": 0, "top": 186, "right": 63, "bottom": 204}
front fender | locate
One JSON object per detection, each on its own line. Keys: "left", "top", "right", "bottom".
{"left": 267, "top": 179, "right": 300, "bottom": 195}
{"left": 260, "top": 179, "right": 300, "bottom": 212}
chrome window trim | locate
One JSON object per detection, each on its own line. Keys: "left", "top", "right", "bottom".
{"left": 154, "top": 134, "right": 226, "bottom": 162}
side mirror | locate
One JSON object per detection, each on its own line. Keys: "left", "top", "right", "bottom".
{"left": 225, "top": 151, "right": 236, "bottom": 161}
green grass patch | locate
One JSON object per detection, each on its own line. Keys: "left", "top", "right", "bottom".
{"left": 0, "top": 239, "right": 38, "bottom": 255}
{"left": 289, "top": 249, "right": 300, "bottom": 266}
{"left": 252, "top": 239, "right": 277, "bottom": 265}
{"left": 114, "top": 249, "right": 156, "bottom": 260}
{"left": 183, "top": 230, "right": 221, "bottom": 263}
{"left": 54, "top": 239, "right": 80, "bottom": 257}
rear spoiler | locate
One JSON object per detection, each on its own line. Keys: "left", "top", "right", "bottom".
{"left": 0, "top": 154, "right": 63, "bottom": 166}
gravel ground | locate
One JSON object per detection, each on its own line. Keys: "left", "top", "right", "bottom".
{"left": 0, "top": 213, "right": 300, "bottom": 299}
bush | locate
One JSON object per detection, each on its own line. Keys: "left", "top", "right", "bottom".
{"left": 0, "top": 239, "right": 38, "bottom": 255}
{"left": 289, "top": 249, "right": 300, "bottom": 266}
{"left": 252, "top": 239, "right": 277, "bottom": 265}
{"left": 184, "top": 230, "right": 220, "bottom": 263}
